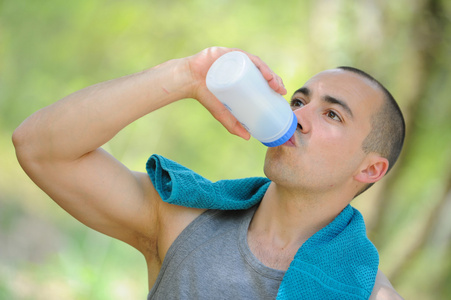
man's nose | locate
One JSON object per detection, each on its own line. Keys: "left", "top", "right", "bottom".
{"left": 293, "top": 106, "right": 311, "bottom": 133}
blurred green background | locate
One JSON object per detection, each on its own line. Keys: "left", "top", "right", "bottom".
{"left": 1, "top": 0, "right": 450, "bottom": 299}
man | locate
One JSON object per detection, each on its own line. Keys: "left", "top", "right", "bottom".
{"left": 13, "top": 47, "right": 404, "bottom": 299}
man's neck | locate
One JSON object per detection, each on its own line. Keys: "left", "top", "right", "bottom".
{"left": 248, "top": 182, "right": 349, "bottom": 265}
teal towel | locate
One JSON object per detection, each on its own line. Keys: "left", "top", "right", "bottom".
{"left": 146, "top": 154, "right": 379, "bottom": 299}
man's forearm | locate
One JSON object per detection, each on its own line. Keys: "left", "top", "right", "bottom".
{"left": 13, "top": 47, "right": 286, "bottom": 162}
{"left": 13, "top": 58, "right": 192, "bottom": 161}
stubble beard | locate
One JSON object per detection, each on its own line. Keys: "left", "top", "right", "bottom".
{"left": 263, "top": 146, "right": 303, "bottom": 189}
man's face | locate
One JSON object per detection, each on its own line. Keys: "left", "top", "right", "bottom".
{"left": 264, "top": 69, "right": 384, "bottom": 195}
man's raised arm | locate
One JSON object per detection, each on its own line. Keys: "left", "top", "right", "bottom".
{"left": 12, "top": 47, "right": 286, "bottom": 253}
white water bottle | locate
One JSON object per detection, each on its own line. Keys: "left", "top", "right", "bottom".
{"left": 206, "top": 51, "right": 297, "bottom": 147}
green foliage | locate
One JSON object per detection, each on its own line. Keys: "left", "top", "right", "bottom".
{"left": 1, "top": 0, "right": 450, "bottom": 299}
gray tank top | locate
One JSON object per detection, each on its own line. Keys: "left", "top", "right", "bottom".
{"left": 147, "top": 206, "right": 285, "bottom": 299}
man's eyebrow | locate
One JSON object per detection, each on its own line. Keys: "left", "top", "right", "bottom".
{"left": 292, "top": 87, "right": 310, "bottom": 97}
{"left": 323, "top": 95, "right": 354, "bottom": 119}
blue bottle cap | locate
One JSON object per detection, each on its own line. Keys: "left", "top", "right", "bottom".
{"left": 262, "top": 111, "right": 298, "bottom": 147}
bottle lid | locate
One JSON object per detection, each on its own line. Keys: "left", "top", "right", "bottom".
{"left": 261, "top": 111, "right": 298, "bottom": 147}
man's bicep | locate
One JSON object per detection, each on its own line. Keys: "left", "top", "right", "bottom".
{"left": 24, "top": 148, "right": 160, "bottom": 249}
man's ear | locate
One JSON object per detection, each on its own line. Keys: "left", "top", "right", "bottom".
{"left": 354, "top": 155, "right": 389, "bottom": 184}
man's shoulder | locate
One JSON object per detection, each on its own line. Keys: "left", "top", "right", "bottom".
{"left": 369, "top": 269, "right": 404, "bottom": 300}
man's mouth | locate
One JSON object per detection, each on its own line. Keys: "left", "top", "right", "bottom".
{"left": 282, "top": 134, "right": 296, "bottom": 147}
{"left": 282, "top": 123, "right": 302, "bottom": 147}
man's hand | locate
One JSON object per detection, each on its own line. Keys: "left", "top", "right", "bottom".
{"left": 184, "top": 47, "right": 287, "bottom": 140}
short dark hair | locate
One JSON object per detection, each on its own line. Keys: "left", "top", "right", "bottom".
{"left": 337, "top": 66, "right": 406, "bottom": 194}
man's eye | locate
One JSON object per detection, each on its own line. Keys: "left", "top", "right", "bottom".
{"left": 291, "top": 99, "right": 305, "bottom": 108}
{"left": 327, "top": 110, "right": 342, "bottom": 122}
